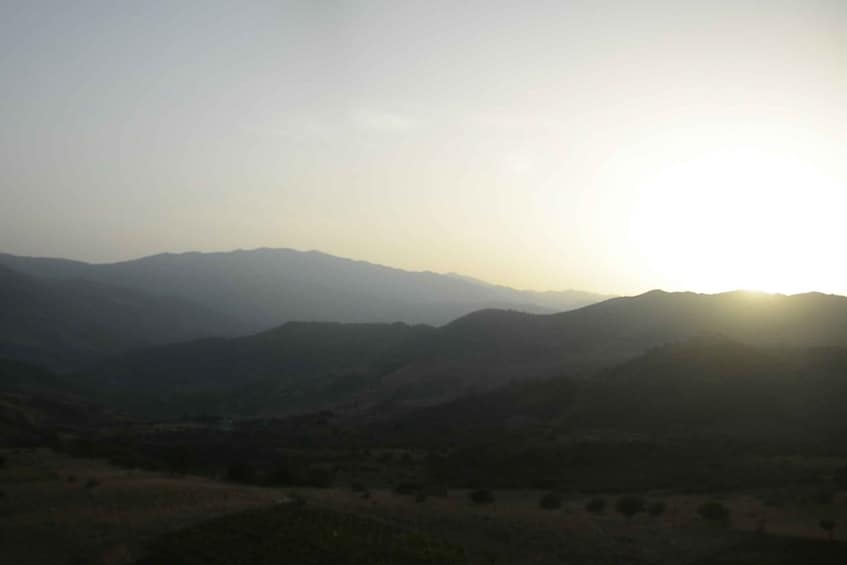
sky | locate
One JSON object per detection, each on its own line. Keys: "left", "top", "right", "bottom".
{"left": 1, "top": 1, "right": 846, "bottom": 295}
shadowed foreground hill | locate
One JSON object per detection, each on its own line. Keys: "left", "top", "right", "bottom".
{"left": 0, "top": 359, "right": 118, "bottom": 446}
{"left": 84, "top": 322, "right": 435, "bottom": 416}
{"left": 370, "top": 337, "right": 847, "bottom": 447}
{"left": 0, "top": 265, "right": 238, "bottom": 371}
{"left": 82, "top": 290, "right": 847, "bottom": 418}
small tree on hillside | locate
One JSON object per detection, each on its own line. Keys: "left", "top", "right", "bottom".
{"left": 225, "top": 462, "right": 255, "bottom": 483}
{"left": 647, "top": 500, "right": 666, "bottom": 518}
{"left": 820, "top": 519, "right": 836, "bottom": 541}
{"left": 469, "top": 489, "right": 494, "bottom": 505}
{"left": 539, "top": 492, "right": 563, "bottom": 510}
{"left": 615, "top": 496, "right": 646, "bottom": 521}
{"left": 585, "top": 497, "right": 607, "bottom": 514}
{"left": 834, "top": 467, "right": 847, "bottom": 490}
{"left": 698, "top": 501, "right": 730, "bottom": 524}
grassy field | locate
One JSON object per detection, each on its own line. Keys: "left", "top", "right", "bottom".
{"left": 1, "top": 448, "right": 846, "bottom": 564}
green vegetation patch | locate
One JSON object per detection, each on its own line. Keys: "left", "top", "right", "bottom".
{"left": 139, "top": 504, "right": 466, "bottom": 565}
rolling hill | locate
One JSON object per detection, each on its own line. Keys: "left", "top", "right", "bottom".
{"left": 373, "top": 336, "right": 847, "bottom": 446}
{"left": 80, "top": 289, "right": 847, "bottom": 418}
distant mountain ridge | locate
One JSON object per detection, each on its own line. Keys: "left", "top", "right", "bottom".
{"left": 0, "top": 248, "right": 610, "bottom": 332}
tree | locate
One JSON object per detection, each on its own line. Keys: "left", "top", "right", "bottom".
{"left": 393, "top": 483, "right": 419, "bottom": 496}
{"left": 835, "top": 467, "right": 847, "bottom": 490}
{"left": 647, "top": 500, "right": 666, "bottom": 517}
{"left": 306, "top": 466, "right": 334, "bottom": 488}
{"left": 698, "top": 501, "right": 730, "bottom": 524}
{"left": 267, "top": 465, "right": 295, "bottom": 486}
{"left": 820, "top": 519, "right": 836, "bottom": 541}
{"left": 813, "top": 490, "right": 835, "bottom": 505}
{"left": 615, "top": 496, "right": 646, "bottom": 521}
{"left": 585, "top": 497, "right": 606, "bottom": 514}
{"left": 539, "top": 492, "right": 563, "bottom": 510}
{"left": 225, "top": 462, "right": 255, "bottom": 483}
{"left": 469, "top": 489, "right": 494, "bottom": 505}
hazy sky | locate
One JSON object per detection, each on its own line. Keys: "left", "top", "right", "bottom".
{"left": 2, "top": 1, "right": 846, "bottom": 295}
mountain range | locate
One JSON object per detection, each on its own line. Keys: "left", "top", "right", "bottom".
{"left": 0, "top": 248, "right": 608, "bottom": 329}
{"left": 0, "top": 248, "right": 607, "bottom": 370}
{"left": 79, "top": 289, "right": 847, "bottom": 418}
{"left": 4, "top": 247, "right": 847, "bottom": 436}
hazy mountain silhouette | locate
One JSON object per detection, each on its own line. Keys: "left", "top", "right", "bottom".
{"left": 0, "top": 248, "right": 610, "bottom": 331}
{"left": 81, "top": 289, "right": 847, "bottom": 417}
{"left": 0, "top": 265, "right": 238, "bottom": 370}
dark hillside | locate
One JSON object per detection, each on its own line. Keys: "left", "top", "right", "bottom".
{"left": 80, "top": 290, "right": 847, "bottom": 417}
{"left": 0, "top": 265, "right": 239, "bottom": 370}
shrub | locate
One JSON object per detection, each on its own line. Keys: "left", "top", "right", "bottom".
{"left": 393, "top": 483, "right": 419, "bottom": 496}
{"left": 834, "top": 467, "right": 847, "bottom": 490}
{"left": 226, "top": 462, "right": 256, "bottom": 483}
{"left": 586, "top": 497, "right": 607, "bottom": 514}
{"left": 421, "top": 485, "right": 449, "bottom": 498}
{"left": 698, "top": 501, "right": 730, "bottom": 523}
{"left": 813, "top": 490, "right": 836, "bottom": 505}
{"left": 286, "top": 493, "right": 307, "bottom": 507}
{"left": 539, "top": 492, "right": 563, "bottom": 510}
{"left": 469, "top": 489, "right": 494, "bottom": 505}
{"left": 647, "top": 500, "right": 666, "bottom": 517}
{"left": 351, "top": 482, "right": 366, "bottom": 493}
{"left": 820, "top": 519, "right": 836, "bottom": 541}
{"left": 616, "top": 496, "right": 646, "bottom": 520}
{"left": 84, "top": 478, "right": 100, "bottom": 489}
{"left": 306, "top": 467, "right": 334, "bottom": 489}
{"left": 265, "top": 468, "right": 292, "bottom": 486}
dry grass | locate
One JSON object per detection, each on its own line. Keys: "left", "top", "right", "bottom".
{"left": 0, "top": 448, "right": 283, "bottom": 565}
{"left": 1, "top": 448, "right": 844, "bottom": 564}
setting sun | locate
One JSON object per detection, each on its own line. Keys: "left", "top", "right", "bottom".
{"left": 626, "top": 126, "right": 845, "bottom": 295}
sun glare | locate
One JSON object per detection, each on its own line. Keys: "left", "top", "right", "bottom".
{"left": 628, "top": 133, "right": 844, "bottom": 295}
